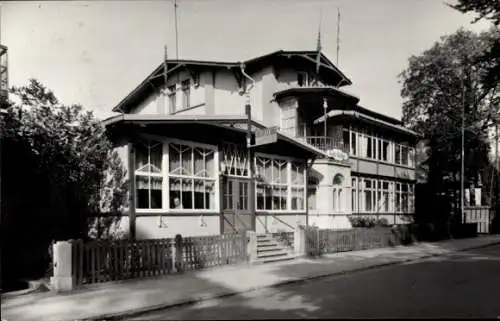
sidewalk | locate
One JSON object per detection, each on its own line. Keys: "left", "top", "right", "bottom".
{"left": 2, "top": 235, "right": 500, "bottom": 321}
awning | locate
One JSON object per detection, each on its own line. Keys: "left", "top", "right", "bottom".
{"left": 273, "top": 86, "right": 360, "bottom": 105}
{"left": 314, "top": 110, "right": 421, "bottom": 138}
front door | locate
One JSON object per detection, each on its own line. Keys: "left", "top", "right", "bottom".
{"left": 222, "top": 177, "right": 252, "bottom": 233}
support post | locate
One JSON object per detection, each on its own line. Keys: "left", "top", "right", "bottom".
{"left": 128, "top": 143, "right": 136, "bottom": 240}
{"left": 50, "top": 241, "right": 75, "bottom": 292}
{"left": 246, "top": 230, "right": 257, "bottom": 262}
{"left": 294, "top": 223, "right": 306, "bottom": 257}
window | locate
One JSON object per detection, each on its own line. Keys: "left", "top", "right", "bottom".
{"left": 408, "top": 148, "right": 415, "bottom": 168}
{"left": 376, "top": 181, "right": 390, "bottom": 213}
{"left": 364, "top": 179, "right": 374, "bottom": 212}
{"left": 135, "top": 141, "right": 163, "bottom": 209}
{"left": 168, "top": 143, "right": 215, "bottom": 210}
{"left": 280, "top": 105, "right": 297, "bottom": 137}
{"left": 342, "top": 129, "right": 350, "bottom": 151}
{"left": 255, "top": 156, "right": 305, "bottom": 211}
{"left": 291, "top": 162, "right": 305, "bottom": 210}
{"left": 366, "top": 136, "right": 373, "bottom": 158}
{"left": 351, "top": 177, "right": 358, "bottom": 212}
{"left": 378, "top": 140, "right": 390, "bottom": 162}
{"left": 167, "top": 85, "right": 176, "bottom": 113}
{"left": 221, "top": 143, "right": 249, "bottom": 177}
{"left": 181, "top": 79, "right": 191, "bottom": 109}
{"left": 256, "top": 157, "right": 288, "bottom": 210}
{"left": 297, "top": 72, "right": 311, "bottom": 87}
{"left": 332, "top": 174, "right": 344, "bottom": 212}
{"left": 401, "top": 145, "right": 409, "bottom": 166}
{"left": 350, "top": 131, "right": 357, "bottom": 156}
{"left": 307, "top": 177, "right": 318, "bottom": 210}
{"left": 395, "top": 145, "right": 402, "bottom": 165}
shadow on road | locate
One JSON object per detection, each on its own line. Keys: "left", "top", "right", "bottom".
{"left": 129, "top": 244, "right": 500, "bottom": 320}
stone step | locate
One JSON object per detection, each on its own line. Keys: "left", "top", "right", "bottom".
{"left": 256, "top": 249, "right": 290, "bottom": 259}
{"left": 254, "top": 253, "right": 298, "bottom": 264}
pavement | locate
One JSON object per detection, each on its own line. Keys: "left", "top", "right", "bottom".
{"left": 2, "top": 235, "right": 500, "bottom": 321}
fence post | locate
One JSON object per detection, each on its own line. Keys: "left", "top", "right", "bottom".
{"left": 294, "top": 224, "right": 306, "bottom": 257}
{"left": 50, "top": 241, "right": 75, "bottom": 292}
{"left": 246, "top": 230, "right": 257, "bottom": 263}
{"left": 172, "top": 234, "right": 183, "bottom": 273}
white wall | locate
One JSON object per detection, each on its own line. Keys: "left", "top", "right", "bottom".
{"left": 130, "top": 69, "right": 207, "bottom": 115}
{"left": 213, "top": 69, "right": 245, "bottom": 116}
{"left": 113, "top": 215, "right": 221, "bottom": 239}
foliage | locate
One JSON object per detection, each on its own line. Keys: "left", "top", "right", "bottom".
{"left": 349, "top": 216, "right": 390, "bottom": 228}
{"left": 449, "top": 0, "right": 500, "bottom": 26}
{"left": 450, "top": 0, "right": 500, "bottom": 90}
{"left": 1, "top": 79, "right": 128, "bottom": 288}
{"left": 399, "top": 29, "right": 500, "bottom": 221}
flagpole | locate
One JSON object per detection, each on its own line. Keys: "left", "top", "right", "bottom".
{"left": 336, "top": 8, "right": 340, "bottom": 66}
{"left": 174, "top": 0, "right": 179, "bottom": 59}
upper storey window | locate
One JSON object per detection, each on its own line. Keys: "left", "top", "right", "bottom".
{"left": 297, "top": 72, "right": 314, "bottom": 87}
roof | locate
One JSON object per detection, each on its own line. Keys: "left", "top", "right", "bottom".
{"left": 273, "top": 86, "right": 360, "bottom": 104}
{"left": 112, "top": 50, "right": 353, "bottom": 113}
{"left": 314, "top": 110, "right": 420, "bottom": 138}
{"left": 102, "top": 113, "right": 267, "bottom": 129}
{"left": 355, "top": 105, "right": 403, "bottom": 126}
{"left": 103, "top": 114, "right": 325, "bottom": 159}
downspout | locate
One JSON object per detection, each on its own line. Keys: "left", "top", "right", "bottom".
{"left": 306, "top": 156, "right": 318, "bottom": 228}
{"left": 240, "top": 63, "right": 256, "bottom": 231}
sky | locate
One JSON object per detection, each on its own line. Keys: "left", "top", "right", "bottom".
{"left": 1, "top": 0, "right": 494, "bottom": 121}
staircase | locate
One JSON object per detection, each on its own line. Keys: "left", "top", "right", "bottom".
{"left": 255, "top": 233, "right": 296, "bottom": 264}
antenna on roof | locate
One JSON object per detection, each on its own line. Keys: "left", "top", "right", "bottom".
{"left": 315, "top": 7, "right": 322, "bottom": 78}
{"left": 174, "top": 0, "right": 179, "bottom": 59}
{"left": 336, "top": 7, "right": 341, "bottom": 66}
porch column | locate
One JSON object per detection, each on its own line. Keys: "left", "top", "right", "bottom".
{"left": 128, "top": 142, "right": 136, "bottom": 240}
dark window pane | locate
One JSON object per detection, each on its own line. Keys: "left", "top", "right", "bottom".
{"left": 194, "top": 192, "right": 204, "bottom": 209}
{"left": 137, "top": 189, "right": 149, "bottom": 209}
{"left": 151, "top": 189, "right": 162, "bottom": 209}
{"left": 182, "top": 191, "right": 192, "bottom": 209}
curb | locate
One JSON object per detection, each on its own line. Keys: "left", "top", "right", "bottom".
{"left": 86, "top": 240, "right": 500, "bottom": 321}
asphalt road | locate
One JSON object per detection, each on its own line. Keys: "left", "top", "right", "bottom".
{"left": 129, "top": 244, "right": 500, "bottom": 319}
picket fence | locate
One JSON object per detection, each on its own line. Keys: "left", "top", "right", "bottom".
{"left": 305, "top": 226, "right": 414, "bottom": 257}
{"left": 72, "top": 233, "right": 248, "bottom": 285}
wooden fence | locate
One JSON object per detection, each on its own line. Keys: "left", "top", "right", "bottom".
{"left": 271, "top": 231, "right": 295, "bottom": 249}
{"left": 72, "top": 232, "right": 248, "bottom": 286}
{"left": 463, "top": 206, "right": 494, "bottom": 234}
{"left": 305, "top": 226, "right": 414, "bottom": 257}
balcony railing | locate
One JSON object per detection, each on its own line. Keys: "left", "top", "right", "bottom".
{"left": 300, "top": 136, "right": 343, "bottom": 151}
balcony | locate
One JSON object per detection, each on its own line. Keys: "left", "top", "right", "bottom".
{"left": 299, "top": 136, "right": 350, "bottom": 161}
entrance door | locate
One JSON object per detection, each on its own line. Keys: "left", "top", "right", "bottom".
{"left": 222, "top": 177, "right": 252, "bottom": 233}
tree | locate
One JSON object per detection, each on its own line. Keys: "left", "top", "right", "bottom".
{"left": 450, "top": 0, "right": 500, "bottom": 89}
{"left": 399, "top": 28, "right": 500, "bottom": 227}
{"left": 0, "top": 79, "right": 128, "bottom": 290}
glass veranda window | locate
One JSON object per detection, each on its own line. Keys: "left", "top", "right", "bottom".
{"left": 135, "top": 141, "right": 163, "bottom": 209}
{"left": 168, "top": 143, "right": 215, "bottom": 210}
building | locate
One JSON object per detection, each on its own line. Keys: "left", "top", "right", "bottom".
{"left": 105, "top": 49, "right": 419, "bottom": 239}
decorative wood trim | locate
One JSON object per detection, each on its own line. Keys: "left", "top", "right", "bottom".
{"left": 231, "top": 68, "right": 244, "bottom": 93}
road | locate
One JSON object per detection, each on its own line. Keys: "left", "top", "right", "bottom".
{"left": 128, "top": 244, "right": 500, "bottom": 319}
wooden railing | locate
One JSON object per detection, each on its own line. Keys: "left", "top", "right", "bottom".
{"left": 300, "top": 136, "right": 348, "bottom": 154}
{"left": 72, "top": 233, "right": 248, "bottom": 286}
{"left": 304, "top": 226, "right": 415, "bottom": 257}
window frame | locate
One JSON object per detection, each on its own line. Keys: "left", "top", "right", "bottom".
{"left": 254, "top": 152, "right": 307, "bottom": 213}
{"left": 134, "top": 135, "right": 220, "bottom": 214}
{"left": 181, "top": 79, "right": 191, "bottom": 110}
{"left": 167, "top": 85, "right": 177, "bottom": 113}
